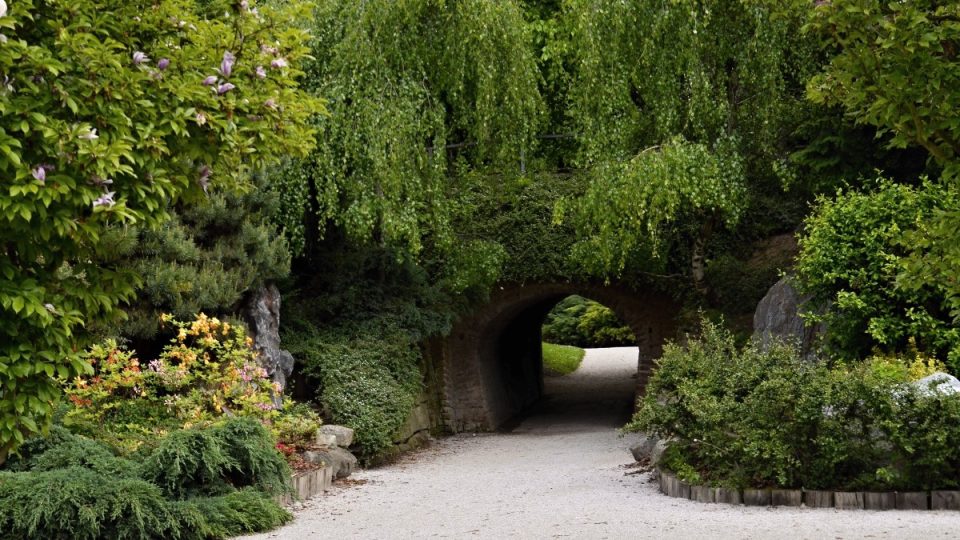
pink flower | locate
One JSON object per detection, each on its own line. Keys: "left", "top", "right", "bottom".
{"left": 132, "top": 51, "right": 150, "bottom": 65}
{"left": 31, "top": 166, "right": 46, "bottom": 182}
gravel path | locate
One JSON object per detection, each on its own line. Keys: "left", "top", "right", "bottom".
{"left": 243, "top": 347, "right": 960, "bottom": 539}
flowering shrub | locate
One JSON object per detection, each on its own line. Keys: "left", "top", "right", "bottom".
{"left": 0, "top": 0, "right": 323, "bottom": 461}
{"left": 65, "top": 314, "right": 278, "bottom": 452}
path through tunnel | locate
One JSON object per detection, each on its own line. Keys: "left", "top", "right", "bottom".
{"left": 439, "top": 283, "right": 680, "bottom": 433}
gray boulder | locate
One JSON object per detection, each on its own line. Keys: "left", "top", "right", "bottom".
{"left": 629, "top": 434, "right": 659, "bottom": 463}
{"left": 304, "top": 447, "right": 358, "bottom": 479}
{"left": 752, "top": 276, "right": 823, "bottom": 358}
{"left": 243, "top": 284, "right": 296, "bottom": 405}
{"left": 911, "top": 372, "right": 960, "bottom": 397}
{"left": 629, "top": 433, "right": 668, "bottom": 466}
{"left": 319, "top": 425, "right": 355, "bottom": 448}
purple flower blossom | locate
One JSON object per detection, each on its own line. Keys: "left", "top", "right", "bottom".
{"left": 202, "top": 75, "right": 218, "bottom": 86}
{"left": 270, "top": 57, "right": 287, "bottom": 69}
{"left": 198, "top": 165, "right": 212, "bottom": 193}
{"left": 132, "top": 51, "right": 150, "bottom": 65}
{"left": 92, "top": 191, "right": 116, "bottom": 208}
{"left": 216, "top": 82, "right": 235, "bottom": 95}
{"left": 219, "top": 51, "right": 235, "bottom": 78}
{"left": 264, "top": 98, "right": 277, "bottom": 110}
{"left": 89, "top": 176, "right": 113, "bottom": 187}
{"left": 31, "top": 166, "right": 46, "bottom": 182}
{"left": 157, "top": 58, "right": 170, "bottom": 71}
{"left": 79, "top": 128, "right": 98, "bottom": 140}
{"left": 255, "top": 65, "right": 266, "bottom": 79}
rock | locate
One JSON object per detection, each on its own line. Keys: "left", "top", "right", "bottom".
{"left": 319, "top": 425, "right": 355, "bottom": 448}
{"left": 629, "top": 434, "right": 659, "bottom": 463}
{"left": 303, "top": 447, "right": 358, "bottom": 479}
{"left": 911, "top": 372, "right": 960, "bottom": 397}
{"left": 752, "top": 276, "right": 823, "bottom": 358}
{"left": 316, "top": 433, "right": 338, "bottom": 447}
{"left": 243, "top": 284, "right": 296, "bottom": 404}
{"left": 650, "top": 439, "right": 668, "bottom": 466}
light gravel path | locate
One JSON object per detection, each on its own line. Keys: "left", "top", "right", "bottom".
{"left": 244, "top": 347, "right": 960, "bottom": 539}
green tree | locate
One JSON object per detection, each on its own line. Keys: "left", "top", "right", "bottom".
{"left": 0, "top": 0, "right": 321, "bottom": 461}
{"left": 558, "top": 0, "right": 818, "bottom": 293}
{"left": 805, "top": 0, "right": 960, "bottom": 352}
{"left": 796, "top": 180, "right": 959, "bottom": 365}
{"left": 109, "top": 176, "right": 291, "bottom": 343}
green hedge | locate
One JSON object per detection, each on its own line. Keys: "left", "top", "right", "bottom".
{"left": 630, "top": 320, "right": 960, "bottom": 491}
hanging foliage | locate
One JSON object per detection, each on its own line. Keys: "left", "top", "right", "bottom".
{"left": 275, "top": 0, "right": 544, "bottom": 258}
{"left": 558, "top": 0, "right": 816, "bottom": 285}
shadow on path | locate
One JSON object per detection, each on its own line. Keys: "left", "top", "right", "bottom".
{"left": 505, "top": 347, "right": 638, "bottom": 434}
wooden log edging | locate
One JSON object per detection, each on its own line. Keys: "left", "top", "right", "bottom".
{"left": 654, "top": 468, "right": 959, "bottom": 511}
{"left": 276, "top": 466, "right": 333, "bottom": 506}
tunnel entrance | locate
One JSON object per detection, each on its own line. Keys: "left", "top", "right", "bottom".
{"left": 438, "top": 283, "right": 680, "bottom": 433}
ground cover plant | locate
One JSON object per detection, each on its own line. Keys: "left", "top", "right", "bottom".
{"left": 0, "top": 418, "right": 292, "bottom": 539}
{"left": 541, "top": 343, "right": 585, "bottom": 376}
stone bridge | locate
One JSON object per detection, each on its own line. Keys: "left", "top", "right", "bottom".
{"left": 431, "top": 282, "right": 681, "bottom": 432}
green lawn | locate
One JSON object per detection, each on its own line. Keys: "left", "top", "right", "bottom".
{"left": 542, "top": 342, "right": 585, "bottom": 376}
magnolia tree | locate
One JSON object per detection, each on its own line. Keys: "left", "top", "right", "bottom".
{"left": 0, "top": 0, "right": 322, "bottom": 461}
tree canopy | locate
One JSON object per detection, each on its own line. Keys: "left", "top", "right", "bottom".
{"left": 0, "top": 0, "right": 321, "bottom": 460}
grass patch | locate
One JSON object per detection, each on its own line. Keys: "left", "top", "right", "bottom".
{"left": 542, "top": 342, "right": 585, "bottom": 376}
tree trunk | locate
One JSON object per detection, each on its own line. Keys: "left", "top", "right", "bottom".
{"left": 691, "top": 217, "right": 715, "bottom": 297}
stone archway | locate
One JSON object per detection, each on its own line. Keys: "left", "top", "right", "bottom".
{"left": 436, "top": 282, "right": 680, "bottom": 432}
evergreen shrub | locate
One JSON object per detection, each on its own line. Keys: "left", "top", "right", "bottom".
{"left": 0, "top": 418, "right": 290, "bottom": 539}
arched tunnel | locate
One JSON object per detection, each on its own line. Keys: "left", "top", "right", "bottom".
{"left": 438, "top": 283, "right": 680, "bottom": 432}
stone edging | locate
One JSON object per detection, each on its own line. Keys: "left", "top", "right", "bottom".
{"left": 656, "top": 468, "right": 960, "bottom": 510}
{"left": 276, "top": 467, "right": 333, "bottom": 506}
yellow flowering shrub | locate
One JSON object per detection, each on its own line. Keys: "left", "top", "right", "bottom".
{"left": 65, "top": 314, "right": 279, "bottom": 453}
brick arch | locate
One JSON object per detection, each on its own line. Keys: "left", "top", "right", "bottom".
{"left": 438, "top": 282, "right": 680, "bottom": 431}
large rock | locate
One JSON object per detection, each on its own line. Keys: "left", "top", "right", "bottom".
{"left": 304, "top": 447, "right": 358, "bottom": 479}
{"left": 243, "top": 284, "right": 296, "bottom": 404}
{"left": 752, "top": 276, "right": 822, "bottom": 358}
{"left": 319, "top": 425, "right": 355, "bottom": 448}
{"left": 911, "top": 372, "right": 960, "bottom": 397}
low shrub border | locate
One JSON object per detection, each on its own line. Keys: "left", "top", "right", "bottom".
{"left": 656, "top": 468, "right": 960, "bottom": 510}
